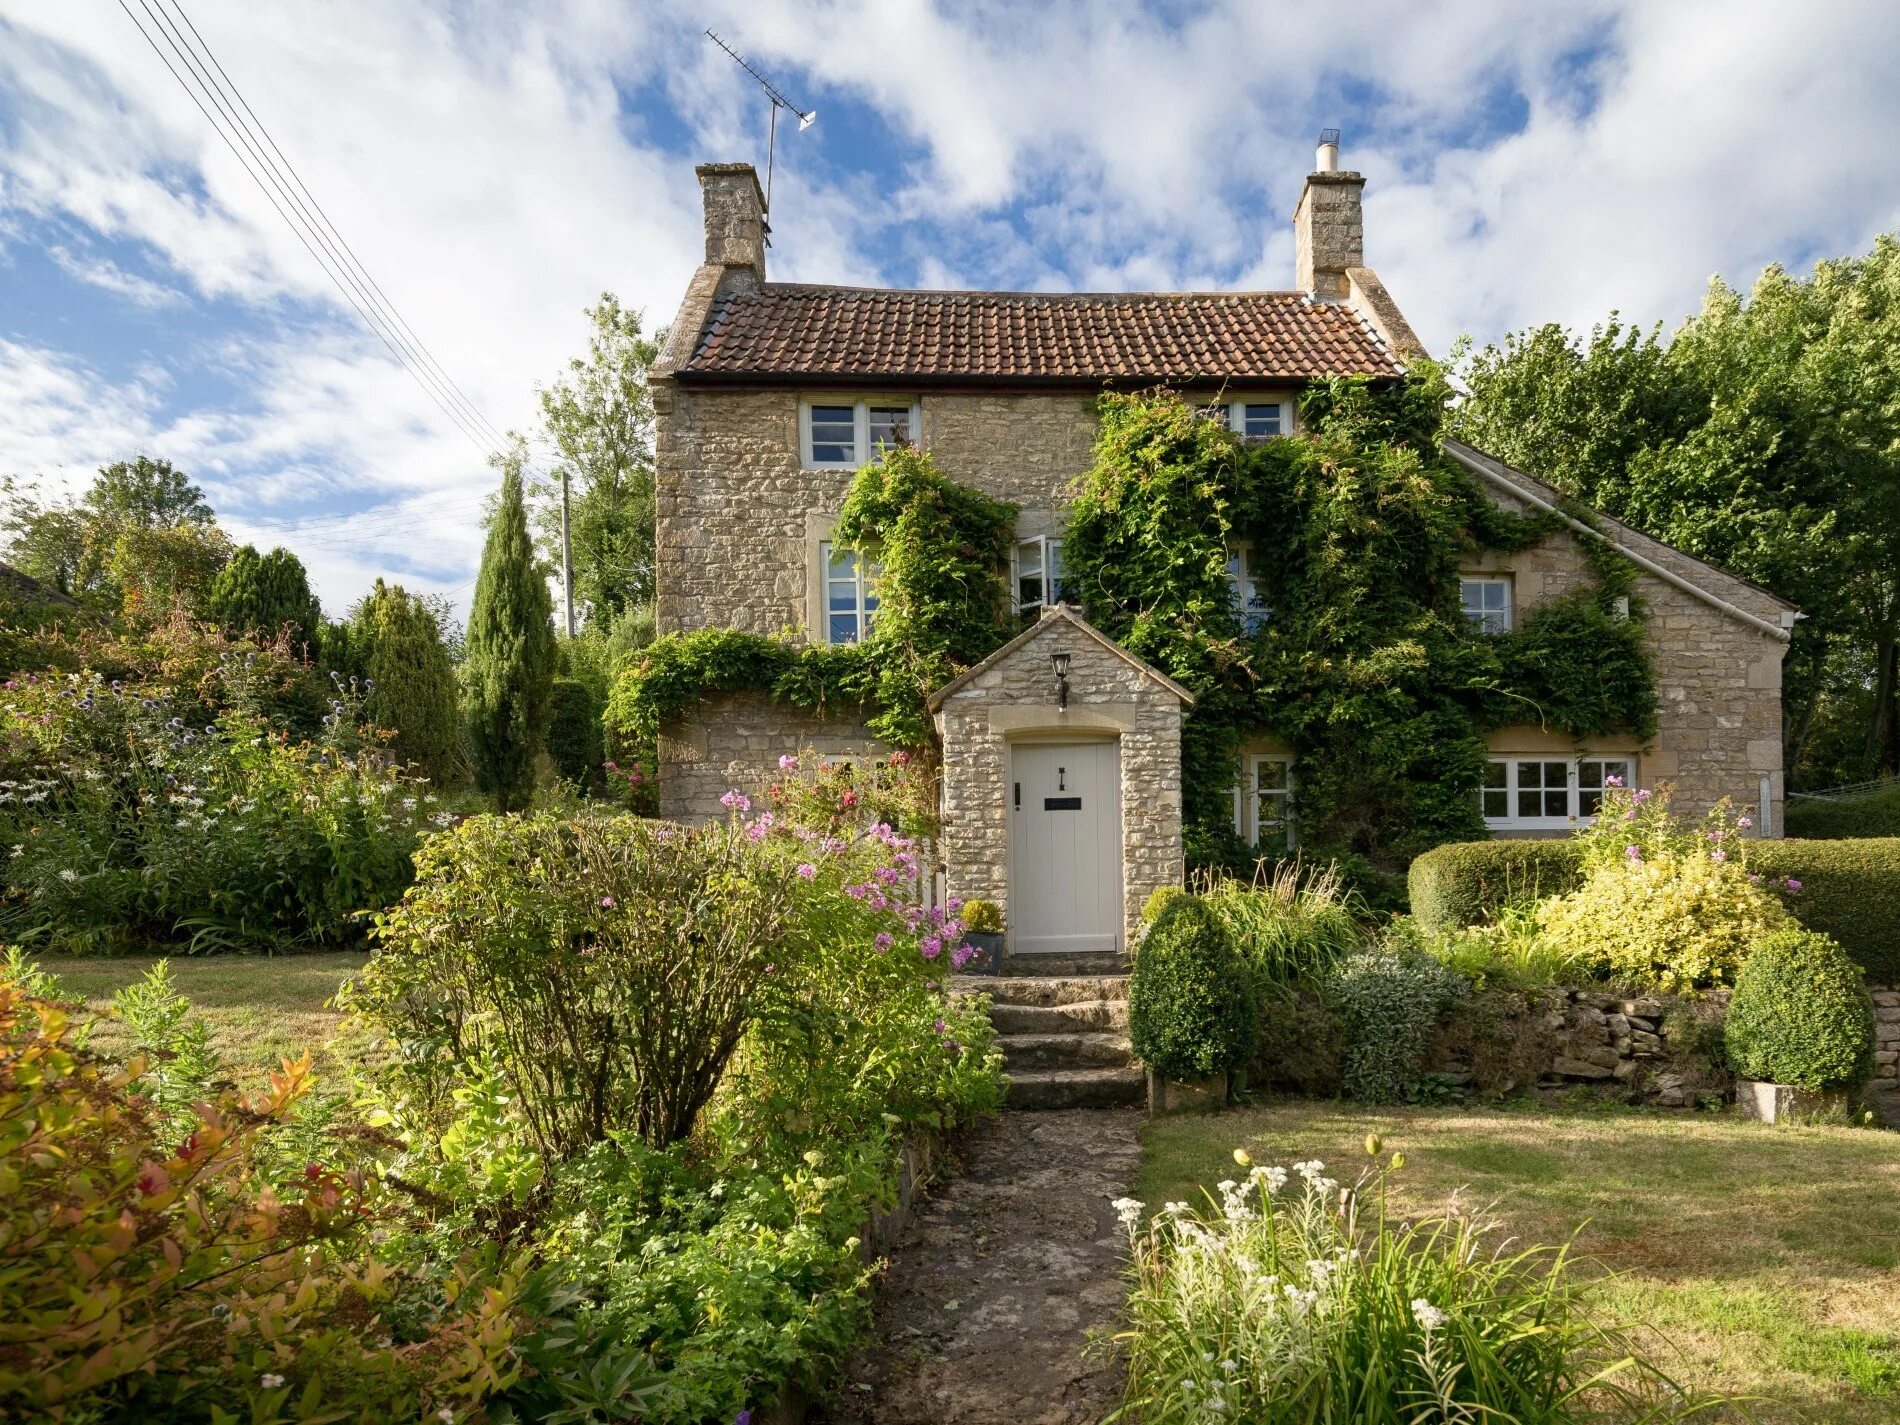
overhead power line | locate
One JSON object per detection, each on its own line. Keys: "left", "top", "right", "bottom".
{"left": 115, "top": 0, "right": 534, "bottom": 478}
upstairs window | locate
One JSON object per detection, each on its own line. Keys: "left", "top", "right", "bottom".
{"left": 1227, "top": 541, "right": 1272, "bottom": 633}
{"left": 1195, "top": 397, "right": 1290, "bottom": 440}
{"left": 1460, "top": 575, "right": 1513, "bottom": 634}
{"left": 820, "top": 541, "right": 881, "bottom": 644}
{"left": 1015, "top": 536, "right": 1071, "bottom": 622}
{"left": 1480, "top": 756, "right": 1633, "bottom": 829}
{"left": 802, "top": 400, "right": 920, "bottom": 468}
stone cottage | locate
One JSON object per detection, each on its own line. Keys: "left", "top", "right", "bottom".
{"left": 647, "top": 136, "right": 1799, "bottom": 962}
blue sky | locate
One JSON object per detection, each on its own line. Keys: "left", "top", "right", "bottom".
{"left": 3, "top": 1, "right": 1899, "bottom": 617}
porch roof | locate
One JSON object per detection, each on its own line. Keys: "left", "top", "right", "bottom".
{"left": 925, "top": 604, "right": 1196, "bottom": 711}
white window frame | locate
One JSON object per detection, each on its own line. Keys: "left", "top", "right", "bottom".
{"left": 800, "top": 399, "right": 922, "bottom": 469}
{"left": 1014, "top": 535, "right": 1070, "bottom": 622}
{"left": 1480, "top": 756, "right": 1634, "bottom": 830}
{"left": 818, "top": 540, "right": 881, "bottom": 645}
{"left": 1231, "top": 754, "right": 1297, "bottom": 847}
{"left": 1227, "top": 540, "right": 1272, "bottom": 633}
{"left": 1196, "top": 395, "right": 1291, "bottom": 440}
{"left": 1460, "top": 575, "right": 1514, "bottom": 634}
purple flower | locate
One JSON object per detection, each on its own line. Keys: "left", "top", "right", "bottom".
{"left": 1604, "top": 773, "right": 1623, "bottom": 788}
{"left": 1737, "top": 815, "right": 1753, "bottom": 829}
{"left": 796, "top": 863, "right": 817, "bottom": 880}
{"left": 1749, "top": 872, "right": 1763, "bottom": 885}
{"left": 846, "top": 882, "right": 872, "bottom": 900}
{"left": 720, "top": 789, "right": 752, "bottom": 812}
{"left": 1625, "top": 845, "right": 1643, "bottom": 861}
{"left": 1785, "top": 878, "right": 1803, "bottom": 893}
{"left": 735, "top": 1412, "right": 752, "bottom": 1425}
{"left": 874, "top": 931, "right": 894, "bottom": 952}
{"left": 934, "top": 1018, "right": 947, "bottom": 1034}
{"left": 1634, "top": 788, "right": 1653, "bottom": 802}
{"left": 920, "top": 935, "right": 943, "bottom": 959}
{"left": 778, "top": 754, "right": 799, "bottom": 772}
{"left": 599, "top": 895, "right": 616, "bottom": 908}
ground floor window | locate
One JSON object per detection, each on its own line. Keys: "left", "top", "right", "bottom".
{"left": 1481, "top": 756, "right": 1633, "bottom": 830}
{"left": 1230, "top": 753, "right": 1296, "bottom": 847}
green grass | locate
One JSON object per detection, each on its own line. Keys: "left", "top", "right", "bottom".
{"left": 33, "top": 952, "right": 369, "bottom": 1085}
{"left": 1141, "top": 1101, "right": 1900, "bottom": 1423}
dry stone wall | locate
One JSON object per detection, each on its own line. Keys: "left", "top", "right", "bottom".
{"left": 657, "top": 689, "right": 882, "bottom": 823}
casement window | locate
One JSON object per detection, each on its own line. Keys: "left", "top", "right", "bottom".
{"left": 1195, "top": 398, "right": 1290, "bottom": 440}
{"left": 801, "top": 400, "right": 921, "bottom": 468}
{"left": 1460, "top": 575, "right": 1513, "bottom": 634}
{"left": 1227, "top": 541, "right": 1272, "bottom": 633}
{"left": 1015, "top": 536, "right": 1072, "bottom": 622}
{"left": 1231, "top": 754, "right": 1297, "bottom": 847}
{"left": 1480, "top": 756, "right": 1634, "bottom": 829}
{"left": 820, "top": 541, "right": 881, "bottom": 644}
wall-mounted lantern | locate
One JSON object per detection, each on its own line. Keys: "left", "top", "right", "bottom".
{"left": 1051, "top": 650, "right": 1072, "bottom": 710}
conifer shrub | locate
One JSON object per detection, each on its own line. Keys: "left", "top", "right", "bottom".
{"left": 203, "top": 543, "right": 321, "bottom": 649}
{"left": 1128, "top": 896, "right": 1256, "bottom": 1083}
{"left": 465, "top": 462, "right": 555, "bottom": 812}
{"left": 545, "top": 676, "right": 604, "bottom": 791}
{"left": 357, "top": 577, "right": 462, "bottom": 784}
{"left": 1725, "top": 928, "right": 1876, "bottom": 1091}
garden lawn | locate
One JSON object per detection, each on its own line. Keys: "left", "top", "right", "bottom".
{"left": 1141, "top": 1102, "right": 1900, "bottom": 1424}
{"left": 36, "top": 952, "right": 368, "bottom": 1085}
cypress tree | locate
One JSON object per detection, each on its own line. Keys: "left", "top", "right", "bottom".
{"left": 465, "top": 462, "right": 555, "bottom": 811}
{"left": 205, "top": 544, "right": 321, "bottom": 649}
{"left": 358, "top": 579, "right": 462, "bottom": 784}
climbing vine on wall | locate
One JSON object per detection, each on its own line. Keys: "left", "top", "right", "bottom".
{"left": 1062, "top": 366, "right": 1657, "bottom": 867}
{"left": 607, "top": 446, "right": 1014, "bottom": 764}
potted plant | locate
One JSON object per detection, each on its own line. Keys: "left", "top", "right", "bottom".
{"left": 1725, "top": 928, "right": 1876, "bottom": 1124}
{"left": 960, "top": 898, "right": 1004, "bottom": 974}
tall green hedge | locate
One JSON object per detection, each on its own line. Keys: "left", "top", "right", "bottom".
{"left": 546, "top": 677, "right": 604, "bottom": 791}
{"left": 1409, "top": 836, "right": 1900, "bottom": 983}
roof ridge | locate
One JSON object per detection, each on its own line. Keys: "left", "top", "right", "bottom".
{"left": 753, "top": 282, "right": 1311, "bottom": 302}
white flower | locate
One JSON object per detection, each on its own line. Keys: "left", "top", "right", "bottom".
{"left": 1111, "top": 1196, "right": 1144, "bottom": 1228}
{"left": 1412, "top": 1298, "right": 1448, "bottom": 1332}
{"left": 58, "top": 868, "right": 78, "bottom": 882}
{"left": 1163, "top": 1200, "right": 1188, "bottom": 1216}
{"left": 260, "top": 1373, "right": 285, "bottom": 1389}
{"left": 1293, "top": 1158, "right": 1326, "bottom": 1179}
{"left": 437, "top": 1410, "right": 455, "bottom": 1424}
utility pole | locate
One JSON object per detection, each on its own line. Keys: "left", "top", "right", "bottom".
{"left": 560, "top": 467, "right": 576, "bottom": 637}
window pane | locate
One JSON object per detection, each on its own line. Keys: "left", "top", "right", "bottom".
{"left": 1544, "top": 788, "right": 1568, "bottom": 816}
{"left": 1484, "top": 583, "right": 1507, "bottom": 610}
{"left": 828, "top": 614, "right": 859, "bottom": 643}
{"left": 1517, "top": 761, "right": 1542, "bottom": 788}
{"left": 810, "top": 405, "right": 856, "bottom": 463}
{"left": 1483, "top": 789, "right": 1509, "bottom": 818}
{"left": 1483, "top": 761, "right": 1508, "bottom": 789}
{"left": 827, "top": 544, "right": 857, "bottom": 577}
{"left": 868, "top": 406, "right": 913, "bottom": 449}
{"left": 1257, "top": 759, "right": 1288, "bottom": 791}
{"left": 1517, "top": 789, "right": 1541, "bottom": 817}
{"left": 1047, "top": 540, "right": 1071, "bottom": 606}
{"left": 1241, "top": 403, "right": 1282, "bottom": 438}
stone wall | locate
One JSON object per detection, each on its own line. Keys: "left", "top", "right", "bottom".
{"left": 935, "top": 615, "right": 1186, "bottom": 951}
{"left": 657, "top": 690, "right": 882, "bottom": 823}
{"left": 1872, "top": 986, "right": 1900, "bottom": 1123}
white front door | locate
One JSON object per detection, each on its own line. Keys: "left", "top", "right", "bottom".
{"left": 1009, "top": 740, "right": 1122, "bottom": 954}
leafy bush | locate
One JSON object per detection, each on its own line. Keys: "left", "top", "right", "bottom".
{"left": 0, "top": 973, "right": 525, "bottom": 1422}
{"left": 1786, "top": 783, "right": 1900, "bottom": 839}
{"left": 1745, "top": 837, "right": 1900, "bottom": 981}
{"left": 0, "top": 671, "right": 431, "bottom": 952}
{"left": 1725, "top": 928, "right": 1876, "bottom": 1091}
{"left": 1141, "top": 882, "right": 1190, "bottom": 926}
{"left": 1115, "top": 1144, "right": 1700, "bottom": 1424}
{"left": 961, "top": 897, "right": 1002, "bottom": 933}
{"left": 1194, "top": 861, "right": 1363, "bottom": 993}
{"left": 1534, "top": 786, "right": 1791, "bottom": 990}
{"left": 1408, "top": 839, "right": 1583, "bottom": 933}
{"left": 1324, "top": 945, "right": 1467, "bottom": 1103}
{"left": 1129, "top": 896, "right": 1256, "bottom": 1082}
{"left": 545, "top": 675, "right": 604, "bottom": 790}
{"left": 202, "top": 542, "right": 321, "bottom": 649}
{"left": 1426, "top": 903, "right": 1594, "bottom": 989}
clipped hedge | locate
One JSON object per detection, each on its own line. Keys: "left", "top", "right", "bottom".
{"left": 1747, "top": 838, "right": 1900, "bottom": 983}
{"left": 1785, "top": 785, "right": 1900, "bottom": 840}
{"left": 1407, "top": 841, "right": 1582, "bottom": 935}
{"left": 1410, "top": 835, "right": 1900, "bottom": 983}
{"left": 1725, "top": 928, "right": 1876, "bottom": 1091}
{"left": 546, "top": 677, "right": 604, "bottom": 791}
{"left": 1129, "top": 896, "right": 1256, "bottom": 1084}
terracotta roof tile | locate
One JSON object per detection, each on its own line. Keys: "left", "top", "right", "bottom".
{"left": 678, "top": 283, "right": 1401, "bottom": 384}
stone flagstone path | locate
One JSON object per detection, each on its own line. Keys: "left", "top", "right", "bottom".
{"left": 817, "top": 1108, "right": 1143, "bottom": 1424}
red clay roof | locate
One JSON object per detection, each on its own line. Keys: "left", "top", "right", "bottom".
{"left": 676, "top": 283, "right": 1402, "bottom": 385}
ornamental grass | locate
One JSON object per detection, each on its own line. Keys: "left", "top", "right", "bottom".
{"left": 1112, "top": 1140, "right": 1711, "bottom": 1424}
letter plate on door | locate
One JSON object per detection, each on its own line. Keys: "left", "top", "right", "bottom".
{"left": 1043, "top": 796, "right": 1083, "bottom": 810}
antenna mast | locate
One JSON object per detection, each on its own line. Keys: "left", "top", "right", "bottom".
{"left": 704, "top": 29, "right": 816, "bottom": 220}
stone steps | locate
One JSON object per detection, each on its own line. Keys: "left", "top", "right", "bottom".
{"left": 1002, "top": 1031, "right": 1137, "bottom": 1071}
{"left": 1006, "top": 1066, "right": 1146, "bottom": 1111}
{"left": 962, "top": 972, "right": 1144, "bottom": 1110}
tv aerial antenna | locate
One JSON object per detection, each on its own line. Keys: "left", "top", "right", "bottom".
{"left": 705, "top": 29, "right": 816, "bottom": 224}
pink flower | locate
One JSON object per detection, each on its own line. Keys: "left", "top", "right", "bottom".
{"left": 796, "top": 863, "right": 817, "bottom": 880}
{"left": 1625, "top": 845, "right": 1643, "bottom": 861}
{"left": 1737, "top": 815, "right": 1753, "bottom": 829}
{"left": 1711, "top": 849, "right": 1727, "bottom": 863}
{"left": 890, "top": 750, "right": 911, "bottom": 767}
{"left": 1604, "top": 773, "right": 1623, "bottom": 787}
{"left": 599, "top": 895, "right": 616, "bottom": 908}
{"left": 1634, "top": 788, "right": 1653, "bottom": 802}
{"left": 720, "top": 789, "right": 752, "bottom": 812}
{"left": 1748, "top": 872, "right": 1763, "bottom": 885}
{"left": 778, "top": 754, "right": 799, "bottom": 772}
{"left": 874, "top": 931, "right": 894, "bottom": 952}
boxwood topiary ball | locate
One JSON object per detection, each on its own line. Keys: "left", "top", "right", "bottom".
{"left": 1128, "top": 895, "right": 1256, "bottom": 1083}
{"left": 1725, "top": 928, "right": 1876, "bottom": 1092}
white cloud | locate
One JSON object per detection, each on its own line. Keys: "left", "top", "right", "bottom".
{"left": 2, "top": 0, "right": 1899, "bottom": 620}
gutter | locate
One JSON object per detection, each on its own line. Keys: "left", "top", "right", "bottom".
{"left": 1444, "top": 443, "right": 1794, "bottom": 645}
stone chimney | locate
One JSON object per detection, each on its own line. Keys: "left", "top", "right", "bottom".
{"left": 696, "top": 162, "right": 767, "bottom": 287}
{"left": 1293, "top": 128, "right": 1363, "bottom": 299}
